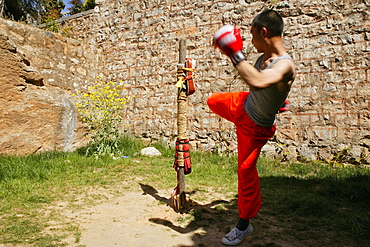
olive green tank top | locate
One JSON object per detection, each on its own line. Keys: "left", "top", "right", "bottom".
{"left": 244, "top": 55, "right": 292, "bottom": 127}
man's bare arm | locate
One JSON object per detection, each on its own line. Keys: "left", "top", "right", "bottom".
{"left": 235, "top": 59, "right": 295, "bottom": 89}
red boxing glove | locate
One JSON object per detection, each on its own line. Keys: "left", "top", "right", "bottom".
{"left": 213, "top": 25, "right": 246, "bottom": 65}
{"left": 278, "top": 100, "right": 290, "bottom": 113}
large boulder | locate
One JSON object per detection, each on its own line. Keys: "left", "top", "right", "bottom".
{"left": 0, "top": 19, "right": 99, "bottom": 155}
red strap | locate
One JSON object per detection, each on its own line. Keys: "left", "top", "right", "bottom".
{"left": 173, "top": 138, "right": 192, "bottom": 175}
{"left": 185, "top": 58, "right": 196, "bottom": 96}
{"left": 278, "top": 100, "right": 290, "bottom": 113}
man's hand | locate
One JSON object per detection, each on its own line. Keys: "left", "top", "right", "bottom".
{"left": 213, "top": 25, "right": 246, "bottom": 65}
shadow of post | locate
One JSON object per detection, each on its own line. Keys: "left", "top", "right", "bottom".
{"left": 139, "top": 183, "right": 238, "bottom": 246}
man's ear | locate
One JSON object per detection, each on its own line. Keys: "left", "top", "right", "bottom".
{"left": 261, "top": 27, "right": 268, "bottom": 37}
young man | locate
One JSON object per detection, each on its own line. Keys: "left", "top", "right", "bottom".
{"left": 208, "top": 10, "right": 295, "bottom": 245}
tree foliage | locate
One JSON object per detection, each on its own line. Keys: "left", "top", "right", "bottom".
{"left": 0, "top": 0, "right": 96, "bottom": 22}
{"left": 83, "top": 0, "right": 95, "bottom": 10}
{"left": 0, "top": 0, "right": 65, "bottom": 22}
{"left": 68, "top": 0, "right": 95, "bottom": 15}
{"left": 68, "top": 0, "right": 83, "bottom": 15}
{"left": 2, "top": 0, "right": 40, "bottom": 21}
{"left": 39, "top": 0, "right": 65, "bottom": 22}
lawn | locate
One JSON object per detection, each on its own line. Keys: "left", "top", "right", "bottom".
{"left": 0, "top": 136, "right": 369, "bottom": 246}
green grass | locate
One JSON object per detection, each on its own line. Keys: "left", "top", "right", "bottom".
{"left": 0, "top": 136, "right": 369, "bottom": 246}
{"left": 257, "top": 160, "right": 370, "bottom": 246}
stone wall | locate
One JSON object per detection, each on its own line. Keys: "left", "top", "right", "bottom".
{"left": 1, "top": 0, "right": 369, "bottom": 164}
{"left": 58, "top": 0, "right": 369, "bottom": 164}
{"left": 0, "top": 18, "right": 103, "bottom": 155}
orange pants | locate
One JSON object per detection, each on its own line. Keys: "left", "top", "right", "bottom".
{"left": 207, "top": 92, "right": 276, "bottom": 220}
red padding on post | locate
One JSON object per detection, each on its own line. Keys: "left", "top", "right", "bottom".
{"left": 173, "top": 138, "right": 192, "bottom": 175}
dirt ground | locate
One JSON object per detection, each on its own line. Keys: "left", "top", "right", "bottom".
{"left": 45, "top": 181, "right": 295, "bottom": 247}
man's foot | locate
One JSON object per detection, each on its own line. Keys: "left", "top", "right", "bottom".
{"left": 221, "top": 223, "right": 253, "bottom": 246}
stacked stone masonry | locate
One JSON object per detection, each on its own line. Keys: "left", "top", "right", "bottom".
{"left": 1, "top": 0, "right": 369, "bottom": 164}
{"left": 0, "top": 19, "right": 102, "bottom": 154}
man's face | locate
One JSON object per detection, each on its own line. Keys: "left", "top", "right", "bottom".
{"left": 250, "top": 25, "right": 263, "bottom": 52}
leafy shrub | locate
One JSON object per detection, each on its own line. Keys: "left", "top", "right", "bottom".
{"left": 73, "top": 78, "right": 131, "bottom": 156}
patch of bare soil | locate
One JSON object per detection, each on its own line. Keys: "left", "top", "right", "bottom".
{"left": 41, "top": 182, "right": 297, "bottom": 247}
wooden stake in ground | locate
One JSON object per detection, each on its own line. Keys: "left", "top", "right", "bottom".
{"left": 172, "top": 39, "right": 188, "bottom": 212}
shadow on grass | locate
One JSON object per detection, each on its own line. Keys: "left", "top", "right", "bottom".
{"left": 139, "top": 173, "right": 370, "bottom": 247}
{"left": 259, "top": 174, "right": 370, "bottom": 246}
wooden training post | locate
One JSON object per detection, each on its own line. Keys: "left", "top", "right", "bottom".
{"left": 173, "top": 39, "right": 188, "bottom": 212}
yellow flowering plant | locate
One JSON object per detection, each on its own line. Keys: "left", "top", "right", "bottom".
{"left": 73, "top": 78, "right": 131, "bottom": 156}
